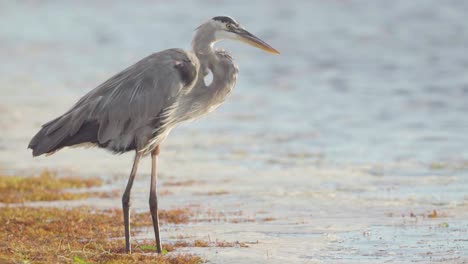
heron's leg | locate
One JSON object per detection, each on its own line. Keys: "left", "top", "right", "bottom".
{"left": 149, "top": 145, "right": 163, "bottom": 254}
{"left": 122, "top": 152, "right": 142, "bottom": 254}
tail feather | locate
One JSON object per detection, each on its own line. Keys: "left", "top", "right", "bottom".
{"left": 28, "top": 117, "right": 100, "bottom": 157}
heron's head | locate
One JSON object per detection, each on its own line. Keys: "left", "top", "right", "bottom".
{"left": 195, "top": 16, "right": 280, "bottom": 55}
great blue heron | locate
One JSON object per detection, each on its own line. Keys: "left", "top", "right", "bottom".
{"left": 28, "top": 16, "right": 279, "bottom": 254}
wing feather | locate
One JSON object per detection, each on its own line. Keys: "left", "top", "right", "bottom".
{"left": 46, "top": 49, "right": 198, "bottom": 152}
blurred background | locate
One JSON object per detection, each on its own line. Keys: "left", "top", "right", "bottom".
{"left": 1, "top": 1, "right": 467, "bottom": 263}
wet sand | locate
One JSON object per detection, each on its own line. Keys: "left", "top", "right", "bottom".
{"left": 1, "top": 1, "right": 468, "bottom": 263}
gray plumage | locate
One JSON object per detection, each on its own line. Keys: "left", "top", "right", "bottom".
{"left": 29, "top": 30, "right": 237, "bottom": 156}
{"left": 28, "top": 16, "right": 279, "bottom": 254}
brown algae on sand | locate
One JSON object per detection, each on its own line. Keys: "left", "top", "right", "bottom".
{"left": 133, "top": 208, "right": 195, "bottom": 225}
{"left": 0, "top": 207, "right": 202, "bottom": 263}
{"left": 0, "top": 171, "right": 259, "bottom": 263}
{"left": 0, "top": 172, "right": 202, "bottom": 263}
{"left": 0, "top": 170, "right": 104, "bottom": 203}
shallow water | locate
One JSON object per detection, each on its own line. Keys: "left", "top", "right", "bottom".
{"left": 1, "top": 1, "right": 467, "bottom": 263}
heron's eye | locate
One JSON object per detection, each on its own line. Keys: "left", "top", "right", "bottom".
{"left": 226, "top": 23, "right": 234, "bottom": 30}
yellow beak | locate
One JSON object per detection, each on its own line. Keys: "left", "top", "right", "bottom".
{"left": 235, "top": 28, "right": 280, "bottom": 55}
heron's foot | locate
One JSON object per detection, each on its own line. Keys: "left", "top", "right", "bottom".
{"left": 125, "top": 244, "right": 132, "bottom": 254}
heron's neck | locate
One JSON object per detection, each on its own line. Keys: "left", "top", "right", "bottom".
{"left": 191, "top": 27, "right": 237, "bottom": 91}
{"left": 193, "top": 42, "right": 215, "bottom": 59}
{"left": 210, "top": 53, "right": 237, "bottom": 90}
{"left": 174, "top": 51, "right": 237, "bottom": 123}
{"left": 192, "top": 26, "right": 216, "bottom": 56}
